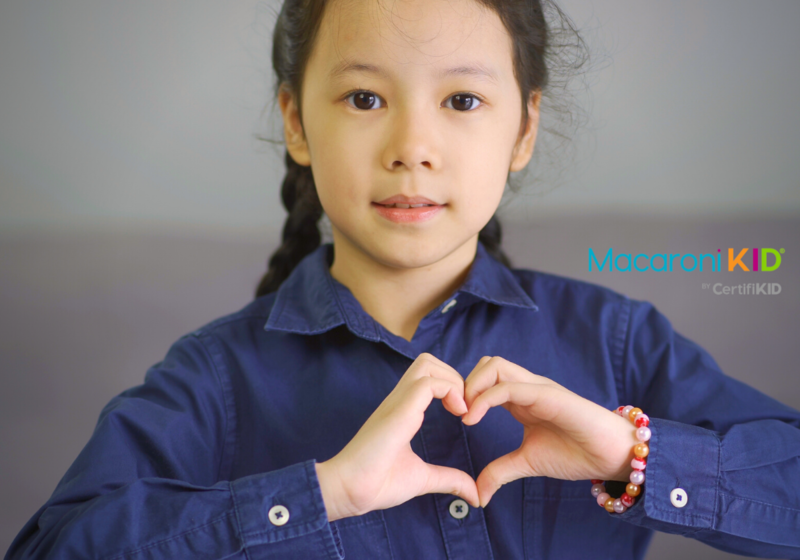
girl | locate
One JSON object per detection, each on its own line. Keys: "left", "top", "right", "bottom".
{"left": 7, "top": 0, "right": 800, "bottom": 558}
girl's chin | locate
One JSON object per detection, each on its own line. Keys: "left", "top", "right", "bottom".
{"left": 364, "top": 239, "right": 471, "bottom": 268}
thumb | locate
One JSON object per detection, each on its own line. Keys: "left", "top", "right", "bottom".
{"left": 421, "top": 464, "right": 480, "bottom": 509}
{"left": 476, "top": 448, "right": 529, "bottom": 508}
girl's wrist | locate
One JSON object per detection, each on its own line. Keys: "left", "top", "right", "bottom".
{"left": 607, "top": 412, "right": 637, "bottom": 482}
{"left": 591, "top": 405, "right": 651, "bottom": 514}
{"left": 315, "top": 459, "right": 349, "bottom": 523}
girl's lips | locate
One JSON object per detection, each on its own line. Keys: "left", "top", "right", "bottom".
{"left": 371, "top": 202, "right": 445, "bottom": 223}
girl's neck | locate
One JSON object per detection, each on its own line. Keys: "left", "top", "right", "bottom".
{"left": 329, "top": 234, "right": 478, "bottom": 342}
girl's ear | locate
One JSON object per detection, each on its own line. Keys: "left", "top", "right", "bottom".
{"left": 278, "top": 85, "right": 312, "bottom": 167}
{"left": 509, "top": 90, "right": 542, "bottom": 173}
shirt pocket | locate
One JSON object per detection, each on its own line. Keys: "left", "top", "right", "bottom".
{"left": 522, "top": 477, "right": 631, "bottom": 559}
{"left": 331, "top": 509, "right": 394, "bottom": 559}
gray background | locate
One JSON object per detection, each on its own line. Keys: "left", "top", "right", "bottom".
{"left": 1, "top": 1, "right": 798, "bottom": 558}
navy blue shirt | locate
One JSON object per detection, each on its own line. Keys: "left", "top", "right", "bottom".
{"left": 7, "top": 241, "right": 800, "bottom": 559}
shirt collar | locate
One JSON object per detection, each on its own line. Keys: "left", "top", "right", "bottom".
{"left": 264, "top": 240, "right": 538, "bottom": 339}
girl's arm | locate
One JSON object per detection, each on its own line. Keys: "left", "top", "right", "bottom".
{"left": 6, "top": 335, "right": 476, "bottom": 559}
{"left": 5, "top": 333, "right": 343, "bottom": 560}
{"left": 461, "top": 295, "right": 800, "bottom": 558}
{"left": 614, "top": 298, "right": 800, "bottom": 558}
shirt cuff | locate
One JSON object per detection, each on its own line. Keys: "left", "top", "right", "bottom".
{"left": 231, "top": 459, "right": 344, "bottom": 558}
{"left": 613, "top": 417, "right": 720, "bottom": 533}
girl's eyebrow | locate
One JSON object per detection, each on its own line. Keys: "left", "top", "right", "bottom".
{"left": 328, "top": 60, "right": 500, "bottom": 84}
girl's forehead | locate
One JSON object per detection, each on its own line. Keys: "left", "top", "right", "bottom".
{"left": 312, "top": 0, "right": 513, "bottom": 78}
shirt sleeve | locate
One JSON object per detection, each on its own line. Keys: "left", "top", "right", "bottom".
{"left": 5, "top": 332, "right": 344, "bottom": 560}
{"left": 612, "top": 298, "right": 800, "bottom": 559}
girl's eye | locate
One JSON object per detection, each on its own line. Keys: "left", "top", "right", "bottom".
{"left": 343, "top": 90, "right": 483, "bottom": 112}
{"left": 445, "top": 93, "right": 483, "bottom": 112}
{"left": 345, "top": 91, "right": 384, "bottom": 110}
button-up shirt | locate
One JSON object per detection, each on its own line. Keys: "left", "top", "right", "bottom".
{"left": 7, "top": 241, "right": 800, "bottom": 559}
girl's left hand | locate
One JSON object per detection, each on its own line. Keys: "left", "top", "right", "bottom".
{"left": 461, "top": 356, "right": 637, "bottom": 507}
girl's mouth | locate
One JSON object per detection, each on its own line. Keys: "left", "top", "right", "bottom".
{"left": 371, "top": 202, "right": 445, "bottom": 223}
{"left": 377, "top": 203, "right": 434, "bottom": 208}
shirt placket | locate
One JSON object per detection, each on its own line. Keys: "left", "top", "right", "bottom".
{"left": 415, "top": 313, "right": 495, "bottom": 560}
{"left": 419, "top": 398, "right": 496, "bottom": 560}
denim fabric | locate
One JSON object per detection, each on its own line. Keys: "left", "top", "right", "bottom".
{"left": 7, "top": 241, "right": 800, "bottom": 559}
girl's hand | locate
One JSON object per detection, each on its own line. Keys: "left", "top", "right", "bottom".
{"left": 461, "top": 356, "right": 635, "bottom": 507}
{"left": 315, "top": 353, "right": 480, "bottom": 522}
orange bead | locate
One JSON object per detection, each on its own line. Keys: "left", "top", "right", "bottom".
{"left": 633, "top": 443, "right": 649, "bottom": 458}
{"left": 628, "top": 407, "right": 643, "bottom": 422}
{"left": 626, "top": 483, "right": 641, "bottom": 497}
{"left": 604, "top": 497, "right": 616, "bottom": 512}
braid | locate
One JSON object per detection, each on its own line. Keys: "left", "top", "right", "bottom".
{"left": 479, "top": 214, "right": 513, "bottom": 269}
{"left": 255, "top": 151, "right": 323, "bottom": 298}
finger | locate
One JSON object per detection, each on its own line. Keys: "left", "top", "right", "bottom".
{"left": 462, "top": 355, "right": 492, "bottom": 408}
{"left": 475, "top": 448, "right": 530, "bottom": 508}
{"left": 403, "top": 352, "right": 465, "bottom": 389}
{"left": 405, "top": 377, "right": 468, "bottom": 418}
{"left": 464, "top": 356, "right": 554, "bottom": 408}
{"left": 464, "top": 356, "right": 493, "bottom": 384}
{"left": 463, "top": 356, "right": 493, "bottom": 404}
{"left": 372, "top": 378, "right": 467, "bottom": 451}
{"left": 462, "top": 381, "right": 562, "bottom": 426}
{"left": 464, "top": 356, "right": 501, "bottom": 409}
{"left": 421, "top": 463, "right": 480, "bottom": 509}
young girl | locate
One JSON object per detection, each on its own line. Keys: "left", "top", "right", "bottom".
{"left": 7, "top": 0, "right": 800, "bottom": 558}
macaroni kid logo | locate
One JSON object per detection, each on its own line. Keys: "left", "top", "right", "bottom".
{"left": 588, "top": 247, "right": 786, "bottom": 295}
{"left": 588, "top": 248, "right": 785, "bottom": 272}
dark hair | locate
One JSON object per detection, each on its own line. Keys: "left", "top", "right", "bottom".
{"left": 255, "top": 0, "right": 589, "bottom": 298}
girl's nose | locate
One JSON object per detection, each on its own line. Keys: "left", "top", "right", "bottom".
{"left": 383, "top": 107, "right": 441, "bottom": 172}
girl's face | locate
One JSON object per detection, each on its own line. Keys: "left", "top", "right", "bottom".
{"left": 281, "top": 0, "right": 539, "bottom": 271}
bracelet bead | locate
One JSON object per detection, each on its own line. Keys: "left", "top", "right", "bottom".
{"left": 590, "top": 404, "right": 651, "bottom": 514}
{"left": 622, "top": 405, "right": 634, "bottom": 418}
{"left": 620, "top": 493, "right": 635, "bottom": 507}
{"left": 633, "top": 443, "right": 650, "bottom": 458}
{"left": 636, "top": 427, "right": 652, "bottom": 442}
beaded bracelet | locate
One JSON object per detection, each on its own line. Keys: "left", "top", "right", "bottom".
{"left": 589, "top": 405, "right": 651, "bottom": 514}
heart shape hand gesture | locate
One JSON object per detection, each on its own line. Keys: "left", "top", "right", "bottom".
{"left": 316, "top": 353, "right": 636, "bottom": 522}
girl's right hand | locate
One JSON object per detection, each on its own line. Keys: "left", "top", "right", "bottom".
{"left": 315, "top": 352, "right": 479, "bottom": 522}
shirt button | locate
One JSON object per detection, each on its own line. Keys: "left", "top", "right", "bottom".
{"left": 441, "top": 299, "right": 457, "bottom": 313}
{"left": 449, "top": 498, "right": 469, "bottom": 519}
{"left": 670, "top": 488, "right": 688, "bottom": 508}
{"left": 268, "top": 505, "right": 290, "bottom": 526}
